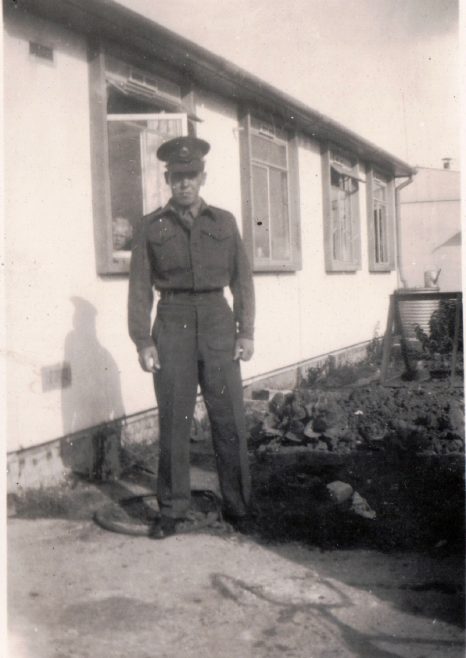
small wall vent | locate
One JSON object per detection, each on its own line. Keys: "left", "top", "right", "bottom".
{"left": 29, "top": 41, "right": 54, "bottom": 62}
{"left": 41, "top": 363, "right": 72, "bottom": 391}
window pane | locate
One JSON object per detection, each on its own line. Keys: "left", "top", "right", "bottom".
{"left": 373, "top": 179, "right": 387, "bottom": 262}
{"left": 331, "top": 174, "right": 354, "bottom": 262}
{"left": 252, "top": 164, "right": 270, "bottom": 258}
{"left": 342, "top": 182, "right": 353, "bottom": 261}
{"left": 107, "top": 120, "right": 144, "bottom": 233}
{"left": 374, "top": 207, "right": 380, "bottom": 263}
{"left": 251, "top": 134, "right": 287, "bottom": 168}
{"left": 107, "top": 115, "right": 186, "bottom": 258}
{"left": 381, "top": 214, "right": 386, "bottom": 262}
{"left": 269, "top": 167, "right": 291, "bottom": 260}
{"left": 141, "top": 118, "right": 185, "bottom": 213}
{"left": 374, "top": 202, "right": 388, "bottom": 263}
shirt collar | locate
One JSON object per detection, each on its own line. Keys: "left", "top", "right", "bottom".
{"left": 159, "top": 197, "right": 216, "bottom": 220}
{"left": 170, "top": 197, "right": 203, "bottom": 219}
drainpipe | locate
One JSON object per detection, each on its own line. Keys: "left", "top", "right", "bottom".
{"left": 394, "top": 174, "right": 415, "bottom": 289}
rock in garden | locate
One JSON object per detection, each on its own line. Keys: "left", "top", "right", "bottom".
{"left": 326, "top": 481, "right": 354, "bottom": 503}
{"left": 350, "top": 492, "right": 376, "bottom": 519}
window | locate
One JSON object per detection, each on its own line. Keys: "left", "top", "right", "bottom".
{"left": 366, "top": 168, "right": 395, "bottom": 271}
{"left": 107, "top": 114, "right": 187, "bottom": 259}
{"left": 239, "top": 113, "right": 301, "bottom": 272}
{"left": 321, "top": 145, "right": 362, "bottom": 272}
{"left": 89, "top": 47, "right": 190, "bottom": 274}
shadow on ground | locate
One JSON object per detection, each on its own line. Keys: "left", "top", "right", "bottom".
{"left": 211, "top": 571, "right": 463, "bottom": 657}
{"left": 10, "top": 429, "right": 466, "bottom": 632}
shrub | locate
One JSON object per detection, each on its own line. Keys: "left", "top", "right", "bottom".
{"left": 415, "top": 299, "right": 463, "bottom": 359}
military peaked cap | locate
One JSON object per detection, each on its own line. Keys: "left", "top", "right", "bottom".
{"left": 157, "top": 136, "right": 210, "bottom": 173}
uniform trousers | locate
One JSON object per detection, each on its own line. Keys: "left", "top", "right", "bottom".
{"left": 152, "top": 290, "right": 251, "bottom": 519}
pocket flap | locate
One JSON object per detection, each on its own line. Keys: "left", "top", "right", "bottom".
{"left": 201, "top": 225, "right": 233, "bottom": 241}
{"left": 148, "top": 222, "right": 178, "bottom": 245}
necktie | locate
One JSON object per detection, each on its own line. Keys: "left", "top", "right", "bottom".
{"left": 178, "top": 210, "right": 194, "bottom": 231}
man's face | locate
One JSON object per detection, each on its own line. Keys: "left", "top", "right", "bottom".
{"left": 166, "top": 170, "right": 206, "bottom": 208}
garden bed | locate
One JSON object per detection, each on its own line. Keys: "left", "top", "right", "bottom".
{"left": 245, "top": 359, "right": 464, "bottom": 551}
{"left": 247, "top": 378, "right": 464, "bottom": 457}
{"left": 12, "top": 347, "right": 464, "bottom": 554}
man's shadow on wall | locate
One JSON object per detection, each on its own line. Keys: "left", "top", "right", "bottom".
{"left": 61, "top": 296, "right": 125, "bottom": 479}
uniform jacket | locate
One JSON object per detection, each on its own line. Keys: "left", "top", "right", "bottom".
{"left": 128, "top": 200, "right": 255, "bottom": 351}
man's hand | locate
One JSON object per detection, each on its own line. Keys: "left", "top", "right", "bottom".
{"left": 233, "top": 338, "right": 254, "bottom": 361}
{"left": 138, "top": 345, "right": 161, "bottom": 372}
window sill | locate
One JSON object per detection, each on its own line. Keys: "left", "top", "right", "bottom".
{"left": 253, "top": 261, "right": 301, "bottom": 273}
{"left": 325, "top": 263, "right": 361, "bottom": 273}
{"left": 369, "top": 265, "right": 394, "bottom": 273}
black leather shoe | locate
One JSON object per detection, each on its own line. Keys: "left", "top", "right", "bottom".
{"left": 149, "top": 510, "right": 221, "bottom": 539}
{"left": 148, "top": 516, "right": 177, "bottom": 539}
{"left": 224, "top": 513, "right": 258, "bottom": 535}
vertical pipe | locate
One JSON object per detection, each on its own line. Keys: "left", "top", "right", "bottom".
{"left": 450, "top": 294, "right": 461, "bottom": 383}
{"left": 395, "top": 175, "right": 415, "bottom": 289}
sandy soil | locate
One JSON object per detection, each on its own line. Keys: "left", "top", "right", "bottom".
{"left": 8, "top": 514, "right": 464, "bottom": 658}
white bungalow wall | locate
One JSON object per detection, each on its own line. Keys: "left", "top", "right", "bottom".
{"left": 4, "top": 11, "right": 398, "bottom": 454}
{"left": 247, "top": 134, "right": 398, "bottom": 379}
{"left": 195, "top": 95, "right": 398, "bottom": 380}
{"left": 5, "top": 14, "right": 156, "bottom": 452}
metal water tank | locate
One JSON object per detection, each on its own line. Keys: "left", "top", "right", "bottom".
{"left": 397, "top": 287, "right": 440, "bottom": 341}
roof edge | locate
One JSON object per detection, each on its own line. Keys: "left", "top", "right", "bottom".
{"left": 7, "top": 0, "right": 416, "bottom": 177}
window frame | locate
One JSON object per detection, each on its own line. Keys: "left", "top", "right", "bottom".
{"left": 238, "top": 110, "right": 302, "bottom": 272}
{"left": 88, "top": 42, "right": 194, "bottom": 275}
{"left": 321, "top": 143, "right": 362, "bottom": 272}
{"left": 366, "top": 166, "right": 396, "bottom": 272}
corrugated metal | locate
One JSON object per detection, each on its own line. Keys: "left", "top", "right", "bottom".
{"left": 398, "top": 288, "right": 440, "bottom": 340}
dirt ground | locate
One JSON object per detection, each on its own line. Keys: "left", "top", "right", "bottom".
{"left": 8, "top": 447, "right": 465, "bottom": 658}
{"left": 8, "top": 511, "right": 465, "bottom": 658}
{"left": 8, "top": 373, "right": 465, "bottom": 657}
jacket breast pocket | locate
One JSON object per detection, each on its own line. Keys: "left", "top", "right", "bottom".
{"left": 148, "top": 224, "right": 187, "bottom": 273}
{"left": 200, "top": 226, "right": 233, "bottom": 272}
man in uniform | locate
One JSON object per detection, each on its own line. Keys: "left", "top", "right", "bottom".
{"left": 128, "top": 135, "right": 255, "bottom": 537}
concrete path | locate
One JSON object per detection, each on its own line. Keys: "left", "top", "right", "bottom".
{"left": 8, "top": 517, "right": 464, "bottom": 658}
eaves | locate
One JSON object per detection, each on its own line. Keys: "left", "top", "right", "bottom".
{"left": 6, "top": 0, "right": 416, "bottom": 178}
